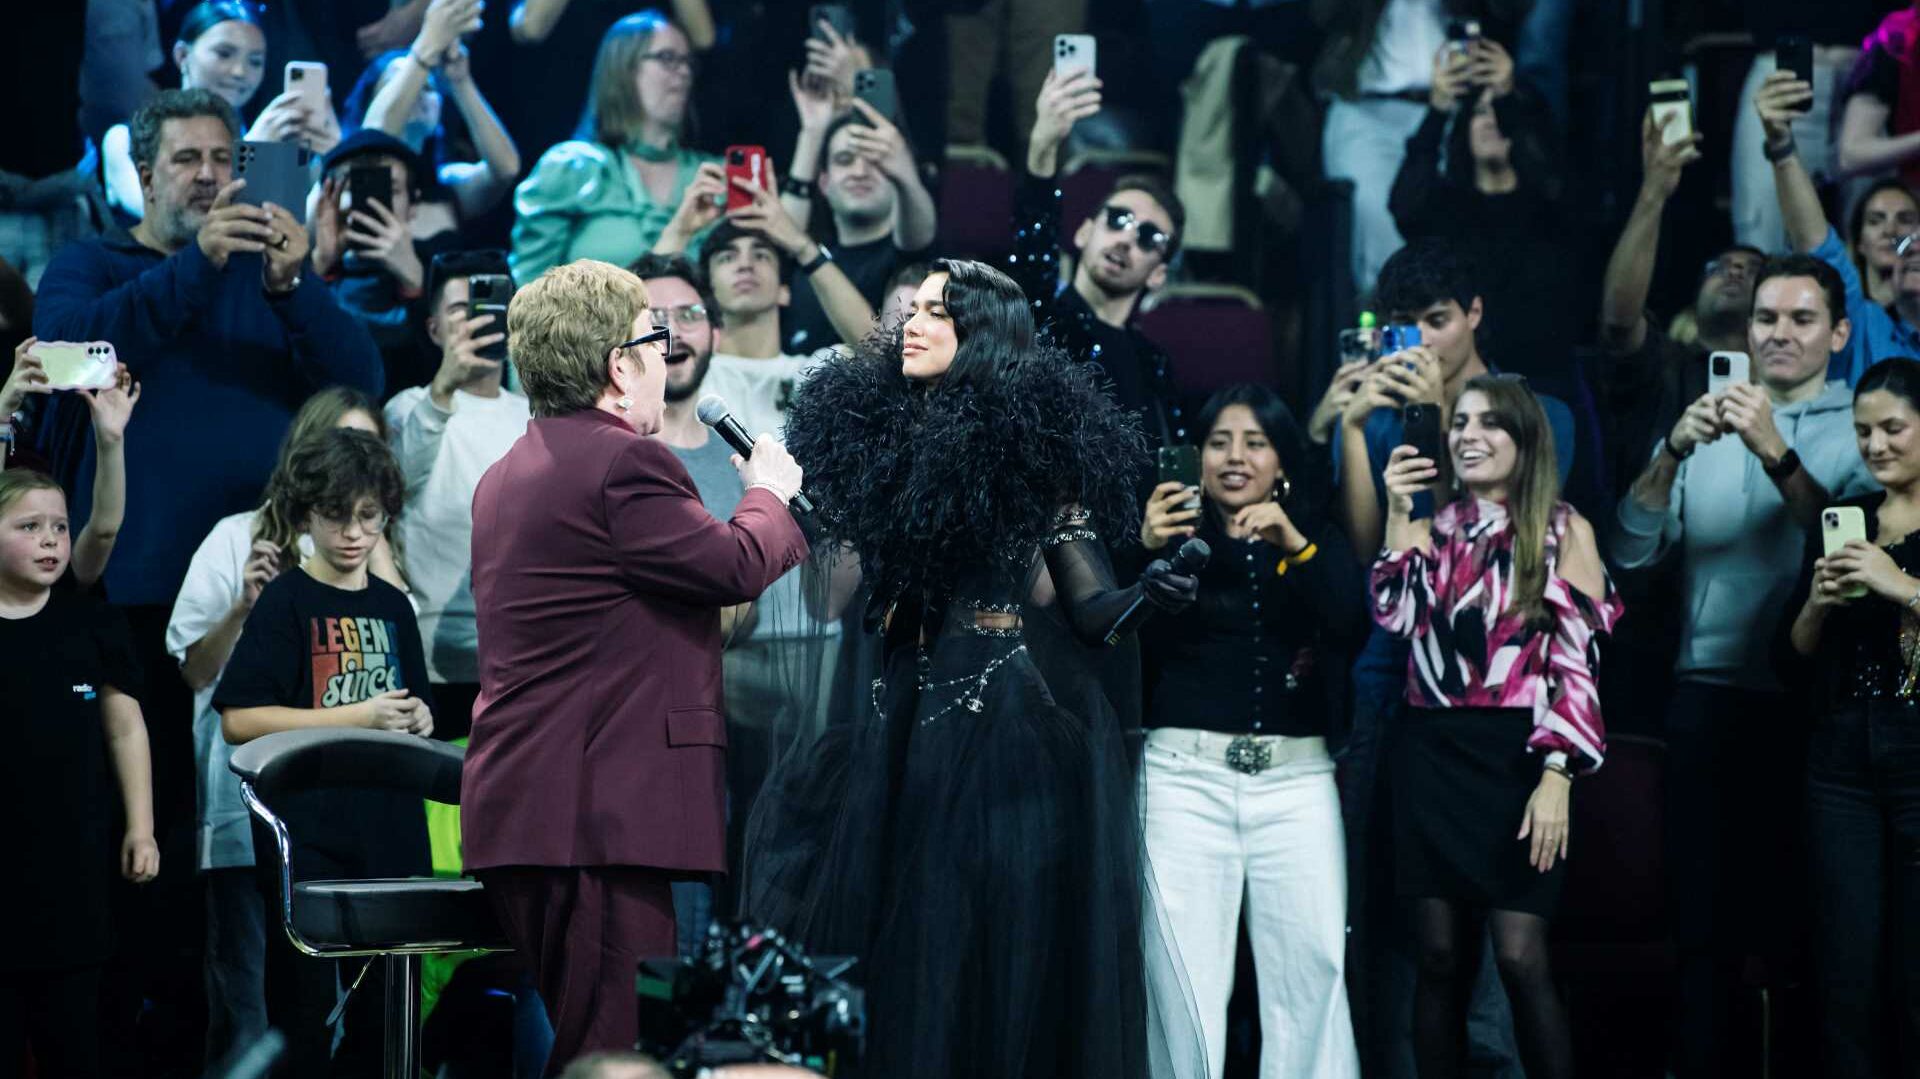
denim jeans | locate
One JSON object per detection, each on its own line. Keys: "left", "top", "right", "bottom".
{"left": 1806, "top": 699, "right": 1920, "bottom": 1078}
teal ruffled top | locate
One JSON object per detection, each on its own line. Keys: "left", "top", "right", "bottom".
{"left": 508, "top": 139, "right": 715, "bottom": 284}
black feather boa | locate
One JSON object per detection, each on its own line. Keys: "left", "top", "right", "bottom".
{"left": 785, "top": 332, "right": 1149, "bottom": 594}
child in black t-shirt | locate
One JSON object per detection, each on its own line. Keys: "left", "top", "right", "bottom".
{"left": 213, "top": 428, "right": 435, "bottom": 1077}
{"left": 0, "top": 469, "right": 157, "bottom": 1075}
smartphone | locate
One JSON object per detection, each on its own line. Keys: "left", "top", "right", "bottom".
{"left": 1156, "top": 444, "right": 1201, "bottom": 511}
{"left": 808, "top": 3, "right": 855, "bottom": 41}
{"left": 27, "top": 341, "right": 118, "bottom": 390}
{"left": 1446, "top": 17, "right": 1482, "bottom": 54}
{"left": 347, "top": 163, "right": 393, "bottom": 215}
{"left": 1337, "top": 327, "right": 1378, "bottom": 366}
{"left": 1380, "top": 323, "right": 1422, "bottom": 356}
{"left": 1649, "top": 78, "right": 1693, "bottom": 146}
{"left": 852, "top": 68, "right": 898, "bottom": 122}
{"left": 468, "top": 274, "right": 513, "bottom": 363}
{"left": 1776, "top": 35, "right": 1814, "bottom": 114}
{"left": 233, "top": 140, "right": 311, "bottom": 223}
{"left": 1707, "top": 350, "right": 1750, "bottom": 395}
{"left": 1054, "top": 33, "right": 1096, "bottom": 80}
{"left": 284, "top": 61, "right": 328, "bottom": 117}
{"left": 724, "top": 145, "right": 771, "bottom": 212}
{"left": 1402, "top": 403, "right": 1443, "bottom": 462}
{"left": 1822, "top": 505, "right": 1870, "bottom": 600}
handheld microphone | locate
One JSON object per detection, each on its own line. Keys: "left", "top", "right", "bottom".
{"left": 696, "top": 394, "right": 815, "bottom": 515}
{"left": 1102, "top": 537, "right": 1210, "bottom": 646}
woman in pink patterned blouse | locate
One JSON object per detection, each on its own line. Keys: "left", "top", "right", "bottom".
{"left": 1371, "top": 375, "right": 1622, "bottom": 1079}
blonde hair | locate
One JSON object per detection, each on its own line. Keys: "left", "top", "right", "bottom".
{"left": 580, "top": 11, "right": 683, "bottom": 147}
{"left": 1454, "top": 375, "right": 1560, "bottom": 626}
{"left": 511, "top": 260, "right": 651, "bottom": 417}
{"left": 0, "top": 469, "right": 63, "bottom": 519}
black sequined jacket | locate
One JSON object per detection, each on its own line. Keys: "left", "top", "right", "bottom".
{"left": 1009, "top": 170, "right": 1186, "bottom": 447}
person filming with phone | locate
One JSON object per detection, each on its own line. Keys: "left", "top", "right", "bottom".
{"left": 1612, "top": 253, "right": 1876, "bottom": 1078}
{"left": 1784, "top": 357, "right": 1920, "bottom": 1076}
{"left": 1374, "top": 374, "right": 1620, "bottom": 1079}
{"left": 32, "top": 90, "right": 381, "bottom": 801}
{"left": 382, "top": 251, "right": 529, "bottom": 739}
{"left": 1015, "top": 65, "right": 1187, "bottom": 447}
{"left": 1134, "top": 384, "right": 1366, "bottom": 1079}
{"left": 312, "top": 130, "right": 454, "bottom": 393}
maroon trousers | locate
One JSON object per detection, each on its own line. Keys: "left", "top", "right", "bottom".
{"left": 478, "top": 866, "right": 676, "bottom": 1075}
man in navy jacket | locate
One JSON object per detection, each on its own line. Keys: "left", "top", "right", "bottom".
{"left": 30, "top": 88, "right": 381, "bottom": 921}
{"left": 34, "top": 89, "right": 382, "bottom": 605}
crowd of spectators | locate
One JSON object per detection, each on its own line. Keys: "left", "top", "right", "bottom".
{"left": 10, "top": 0, "right": 1920, "bottom": 1077}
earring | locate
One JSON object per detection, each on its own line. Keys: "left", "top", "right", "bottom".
{"left": 1274, "top": 473, "right": 1292, "bottom": 503}
{"left": 616, "top": 395, "right": 633, "bottom": 413}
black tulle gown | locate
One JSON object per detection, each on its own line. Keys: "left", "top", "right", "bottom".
{"left": 740, "top": 341, "right": 1200, "bottom": 1079}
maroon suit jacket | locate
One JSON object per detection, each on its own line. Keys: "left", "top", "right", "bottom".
{"left": 461, "top": 409, "right": 808, "bottom": 873}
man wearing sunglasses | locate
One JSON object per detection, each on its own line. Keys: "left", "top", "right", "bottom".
{"left": 382, "top": 249, "right": 531, "bottom": 740}
{"left": 1016, "top": 67, "right": 1188, "bottom": 447}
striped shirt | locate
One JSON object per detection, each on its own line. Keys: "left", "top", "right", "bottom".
{"left": 1370, "top": 498, "right": 1623, "bottom": 771}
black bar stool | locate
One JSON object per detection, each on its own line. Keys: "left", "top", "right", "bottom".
{"left": 230, "top": 728, "right": 510, "bottom": 1079}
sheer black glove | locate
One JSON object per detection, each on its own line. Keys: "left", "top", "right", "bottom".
{"left": 1141, "top": 558, "right": 1200, "bottom": 613}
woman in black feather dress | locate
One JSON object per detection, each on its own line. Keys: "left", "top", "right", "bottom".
{"left": 741, "top": 259, "right": 1206, "bottom": 1079}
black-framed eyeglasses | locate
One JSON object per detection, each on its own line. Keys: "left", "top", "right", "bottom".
{"left": 1102, "top": 204, "right": 1171, "bottom": 257}
{"left": 639, "top": 49, "right": 698, "bottom": 74}
{"left": 617, "top": 326, "right": 673, "bottom": 357}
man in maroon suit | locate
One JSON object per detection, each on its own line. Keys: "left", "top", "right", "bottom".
{"left": 461, "top": 260, "right": 809, "bottom": 1072}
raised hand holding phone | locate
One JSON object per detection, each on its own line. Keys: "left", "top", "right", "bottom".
{"left": 1029, "top": 66, "right": 1102, "bottom": 176}
{"left": 197, "top": 180, "right": 276, "bottom": 269}
{"left": 79, "top": 363, "right": 142, "bottom": 444}
{"left": 1, "top": 338, "right": 52, "bottom": 416}
{"left": 1383, "top": 444, "right": 1442, "bottom": 513}
{"left": 1140, "top": 481, "right": 1202, "bottom": 551}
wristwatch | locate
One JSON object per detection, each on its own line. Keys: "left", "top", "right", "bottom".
{"left": 264, "top": 272, "right": 301, "bottom": 297}
{"left": 1764, "top": 447, "right": 1802, "bottom": 481}
{"left": 799, "top": 244, "right": 834, "bottom": 275}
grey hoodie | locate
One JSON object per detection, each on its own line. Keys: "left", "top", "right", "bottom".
{"left": 1612, "top": 380, "right": 1875, "bottom": 690}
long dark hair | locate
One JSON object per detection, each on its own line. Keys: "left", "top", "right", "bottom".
{"left": 176, "top": 0, "right": 262, "bottom": 48}
{"left": 1856, "top": 356, "right": 1920, "bottom": 410}
{"left": 1190, "top": 384, "right": 1324, "bottom": 528}
{"left": 926, "top": 258, "right": 1036, "bottom": 391}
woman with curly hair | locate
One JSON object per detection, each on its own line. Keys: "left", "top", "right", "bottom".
{"left": 742, "top": 259, "right": 1205, "bottom": 1078}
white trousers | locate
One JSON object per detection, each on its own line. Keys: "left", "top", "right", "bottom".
{"left": 1142, "top": 731, "right": 1360, "bottom": 1079}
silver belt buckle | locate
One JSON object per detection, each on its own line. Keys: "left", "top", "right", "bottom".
{"left": 1225, "top": 735, "right": 1271, "bottom": 775}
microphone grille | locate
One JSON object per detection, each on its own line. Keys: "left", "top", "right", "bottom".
{"left": 1174, "top": 537, "right": 1212, "bottom": 571}
{"left": 695, "top": 395, "right": 730, "bottom": 426}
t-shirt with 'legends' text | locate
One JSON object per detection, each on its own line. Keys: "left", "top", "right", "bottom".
{"left": 213, "top": 567, "right": 433, "bottom": 880}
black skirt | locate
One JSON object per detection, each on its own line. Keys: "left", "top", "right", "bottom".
{"left": 1391, "top": 705, "right": 1566, "bottom": 916}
